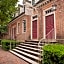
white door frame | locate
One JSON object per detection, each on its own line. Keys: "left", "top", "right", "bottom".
{"left": 31, "top": 15, "right": 38, "bottom": 40}
{"left": 43, "top": 7, "right": 56, "bottom": 39}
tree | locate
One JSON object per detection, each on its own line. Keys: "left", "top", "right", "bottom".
{"left": 0, "top": 0, "right": 18, "bottom": 38}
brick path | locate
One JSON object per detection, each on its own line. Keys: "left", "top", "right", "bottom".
{"left": 0, "top": 47, "right": 29, "bottom": 64}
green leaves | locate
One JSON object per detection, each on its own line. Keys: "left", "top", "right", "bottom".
{"left": 0, "top": 25, "right": 7, "bottom": 33}
{"left": 0, "top": 0, "right": 18, "bottom": 34}
{"left": 0, "top": 0, "right": 18, "bottom": 21}
{"left": 43, "top": 44, "right": 64, "bottom": 64}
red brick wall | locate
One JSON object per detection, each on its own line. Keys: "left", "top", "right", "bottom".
{"left": 8, "top": 15, "right": 31, "bottom": 42}
{"left": 38, "top": 0, "right": 64, "bottom": 39}
{"left": 37, "top": 1, "right": 54, "bottom": 40}
{"left": 55, "top": 0, "right": 64, "bottom": 39}
{"left": 38, "top": 7, "right": 43, "bottom": 39}
{"left": 7, "top": 0, "right": 64, "bottom": 41}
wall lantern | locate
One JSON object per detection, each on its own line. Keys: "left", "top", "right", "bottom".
{"left": 52, "top": 4, "right": 57, "bottom": 11}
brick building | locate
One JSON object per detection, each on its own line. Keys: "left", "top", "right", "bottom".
{"left": 8, "top": 0, "right": 64, "bottom": 63}
{"left": 8, "top": 0, "right": 64, "bottom": 42}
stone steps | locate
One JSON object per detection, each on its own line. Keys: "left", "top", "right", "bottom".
{"left": 10, "top": 41, "right": 44, "bottom": 64}
{"left": 10, "top": 50, "right": 39, "bottom": 64}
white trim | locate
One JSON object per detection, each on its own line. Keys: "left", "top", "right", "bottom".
{"left": 43, "top": 7, "right": 56, "bottom": 39}
{"left": 35, "top": 0, "right": 50, "bottom": 8}
{"left": 31, "top": 15, "right": 38, "bottom": 40}
{"left": 44, "top": 7, "right": 52, "bottom": 13}
{"left": 43, "top": 11, "right": 45, "bottom": 39}
{"left": 32, "top": 18, "right": 38, "bottom": 21}
{"left": 8, "top": 14, "right": 25, "bottom": 25}
{"left": 31, "top": 16, "right": 32, "bottom": 39}
{"left": 54, "top": 12, "right": 56, "bottom": 39}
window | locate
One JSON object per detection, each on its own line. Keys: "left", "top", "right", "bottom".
{"left": 33, "top": 15, "right": 37, "bottom": 19}
{"left": 17, "top": 23, "right": 20, "bottom": 34}
{"left": 22, "top": 20, "right": 26, "bottom": 32}
{"left": 32, "top": 0, "right": 35, "bottom": 5}
{"left": 45, "top": 8, "right": 53, "bottom": 14}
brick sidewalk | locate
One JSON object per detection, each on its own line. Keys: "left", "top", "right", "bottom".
{"left": 0, "top": 47, "right": 29, "bottom": 64}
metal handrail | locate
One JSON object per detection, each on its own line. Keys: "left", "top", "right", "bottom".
{"left": 38, "top": 28, "right": 54, "bottom": 46}
{"left": 38, "top": 28, "right": 54, "bottom": 64}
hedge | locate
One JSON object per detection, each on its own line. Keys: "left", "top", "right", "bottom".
{"left": 1, "top": 39, "right": 20, "bottom": 51}
{"left": 0, "top": 39, "right": 2, "bottom": 45}
{"left": 43, "top": 44, "right": 64, "bottom": 64}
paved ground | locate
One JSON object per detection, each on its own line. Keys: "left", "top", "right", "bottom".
{"left": 0, "top": 47, "right": 29, "bottom": 64}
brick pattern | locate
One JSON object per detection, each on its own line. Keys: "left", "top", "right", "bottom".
{"left": 0, "top": 47, "right": 29, "bottom": 64}
{"left": 8, "top": 15, "right": 31, "bottom": 42}
{"left": 7, "top": 0, "right": 64, "bottom": 41}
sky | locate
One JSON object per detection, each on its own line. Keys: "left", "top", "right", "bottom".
{"left": 17, "top": 0, "right": 23, "bottom": 5}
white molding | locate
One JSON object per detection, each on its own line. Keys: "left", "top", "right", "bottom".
{"left": 43, "top": 7, "right": 56, "bottom": 39}
{"left": 35, "top": 0, "right": 50, "bottom": 8}
{"left": 32, "top": 18, "right": 38, "bottom": 21}
{"left": 43, "top": 11, "right": 45, "bottom": 39}
{"left": 31, "top": 16, "right": 32, "bottom": 39}
{"left": 54, "top": 11, "right": 56, "bottom": 39}
{"left": 43, "top": 7, "right": 52, "bottom": 13}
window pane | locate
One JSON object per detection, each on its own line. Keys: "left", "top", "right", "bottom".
{"left": 23, "top": 20, "right": 26, "bottom": 32}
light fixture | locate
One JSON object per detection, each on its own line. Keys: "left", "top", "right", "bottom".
{"left": 52, "top": 4, "right": 57, "bottom": 11}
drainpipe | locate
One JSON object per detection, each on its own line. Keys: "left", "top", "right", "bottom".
{"left": 24, "top": 5, "right": 25, "bottom": 13}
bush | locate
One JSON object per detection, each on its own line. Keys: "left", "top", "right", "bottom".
{"left": 2, "top": 39, "right": 20, "bottom": 51}
{"left": 43, "top": 44, "right": 64, "bottom": 64}
{"left": 0, "top": 39, "right": 1, "bottom": 45}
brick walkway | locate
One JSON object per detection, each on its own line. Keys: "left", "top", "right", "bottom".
{"left": 0, "top": 47, "right": 29, "bottom": 64}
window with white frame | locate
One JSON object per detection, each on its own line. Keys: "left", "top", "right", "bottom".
{"left": 17, "top": 23, "right": 20, "bottom": 34}
{"left": 45, "top": 8, "right": 53, "bottom": 14}
{"left": 22, "top": 20, "right": 26, "bottom": 32}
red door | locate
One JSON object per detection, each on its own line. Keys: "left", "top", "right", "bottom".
{"left": 32, "top": 20, "right": 37, "bottom": 39}
{"left": 45, "top": 14, "right": 54, "bottom": 39}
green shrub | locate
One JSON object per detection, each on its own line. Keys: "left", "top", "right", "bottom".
{"left": 0, "top": 39, "right": 2, "bottom": 45}
{"left": 2, "top": 39, "right": 20, "bottom": 51}
{"left": 43, "top": 44, "right": 64, "bottom": 64}
{"left": 1, "top": 39, "right": 16, "bottom": 42}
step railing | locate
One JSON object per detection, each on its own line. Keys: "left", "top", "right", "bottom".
{"left": 38, "top": 28, "right": 55, "bottom": 64}
{"left": 10, "top": 42, "right": 20, "bottom": 50}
